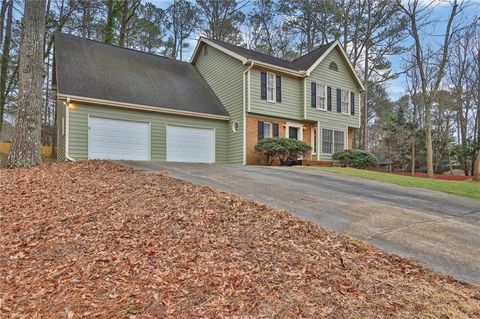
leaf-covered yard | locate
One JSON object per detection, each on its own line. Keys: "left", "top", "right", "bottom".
{"left": 1, "top": 161, "right": 479, "bottom": 318}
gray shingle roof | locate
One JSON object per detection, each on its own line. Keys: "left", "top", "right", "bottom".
{"left": 55, "top": 33, "right": 229, "bottom": 117}
{"left": 206, "top": 37, "right": 335, "bottom": 72}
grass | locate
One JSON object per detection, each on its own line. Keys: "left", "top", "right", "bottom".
{"left": 305, "top": 166, "right": 480, "bottom": 200}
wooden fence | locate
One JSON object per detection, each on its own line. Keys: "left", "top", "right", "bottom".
{"left": 0, "top": 142, "right": 53, "bottom": 157}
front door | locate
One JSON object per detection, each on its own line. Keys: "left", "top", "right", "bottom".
{"left": 288, "top": 127, "right": 299, "bottom": 140}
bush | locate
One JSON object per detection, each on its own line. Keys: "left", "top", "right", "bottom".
{"left": 255, "top": 138, "right": 311, "bottom": 166}
{"left": 332, "top": 149, "right": 377, "bottom": 169}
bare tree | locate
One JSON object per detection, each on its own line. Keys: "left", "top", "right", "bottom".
{"left": 7, "top": 0, "right": 46, "bottom": 167}
{"left": 0, "top": 0, "right": 12, "bottom": 133}
{"left": 118, "top": 0, "right": 140, "bottom": 47}
{"left": 397, "top": 0, "right": 460, "bottom": 178}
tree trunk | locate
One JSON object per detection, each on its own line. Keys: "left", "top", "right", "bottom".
{"left": 425, "top": 105, "right": 434, "bottom": 177}
{"left": 411, "top": 141, "right": 415, "bottom": 176}
{"left": 118, "top": 0, "right": 128, "bottom": 47}
{"left": 104, "top": 0, "right": 115, "bottom": 44}
{"left": 474, "top": 149, "right": 480, "bottom": 181}
{"left": 0, "top": 0, "right": 7, "bottom": 48}
{"left": 6, "top": 0, "right": 46, "bottom": 167}
{"left": 0, "top": 0, "right": 12, "bottom": 133}
{"left": 362, "top": 45, "right": 369, "bottom": 150}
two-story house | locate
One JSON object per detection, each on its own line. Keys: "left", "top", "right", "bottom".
{"left": 54, "top": 33, "right": 364, "bottom": 164}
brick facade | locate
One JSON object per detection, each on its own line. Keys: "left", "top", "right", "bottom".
{"left": 246, "top": 115, "right": 313, "bottom": 165}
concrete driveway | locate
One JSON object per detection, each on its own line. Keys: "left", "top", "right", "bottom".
{"left": 119, "top": 161, "right": 480, "bottom": 284}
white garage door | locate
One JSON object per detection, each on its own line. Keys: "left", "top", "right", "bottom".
{"left": 88, "top": 116, "right": 150, "bottom": 160}
{"left": 166, "top": 125, "right": 215, "bottom": 163}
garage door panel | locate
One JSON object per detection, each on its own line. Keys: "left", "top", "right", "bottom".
{"left": 88, "top": 117, "right": 150, "bottom": 160}
{"left": 166, "top": 125, "right": 214, "bottom": 163}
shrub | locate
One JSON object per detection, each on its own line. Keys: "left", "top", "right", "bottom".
{"left": 255, "top": 138, "right": 311, "bottom": 166}
{"left": 332, "top": 149, "right": 377, "bottom": 169}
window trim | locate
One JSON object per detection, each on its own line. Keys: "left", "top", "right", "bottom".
{"left": 316, "top": 83, "right": 327, "bottom": 111}
{"left": 340, "top": 89, "right": 350, "bottom": 115}
{"left": 312, "top": 127, "right": 317, "bottom": 155}
{"left": 321, "top": 128, "right": 346, "bottom": 155}
{"left": 266, "top": 72, "right": 276, "bottom": 103}
{"left": 286, "top": 122, "right": 303, "bottom": 140}
{"left": 263, "top": 121, "right": 273, "bottom": 138}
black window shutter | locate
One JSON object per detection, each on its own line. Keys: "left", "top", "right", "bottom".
{"left": 327, "top": 86, "right": 332, "bottom": 111}
{"left": 276, "top": 76, "right": 281, "bottom": 102}
{"left": 273, "top": 123, "right": 279, "bottom": 137}
{"left": 311, "top": 82, "right": 316, "bottom": 108}
{"left": 336, "top": 88, "right": 341, "bottom": 113}
{"left": 261, "top": 72, "right": 267, "bottom": 100}
{"left": 258, "top": 121, "right": 264, "bottom": 140}
{"left": 351, "top": 92, "right": 355, "bottom": 115}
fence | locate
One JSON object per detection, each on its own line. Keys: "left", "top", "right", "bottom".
{"left": 0, "top": 142, "right": 53, "bottom": 157}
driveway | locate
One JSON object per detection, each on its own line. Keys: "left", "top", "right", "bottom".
{"left": 119, "top": 161, "right": 480, "bottom": 284}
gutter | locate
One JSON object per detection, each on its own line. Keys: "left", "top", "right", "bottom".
{"left": 64, "top": 99, "right": 75, "bottom": 162}
{"left": 243, "top": 60, "right": 254, "bottom": 165}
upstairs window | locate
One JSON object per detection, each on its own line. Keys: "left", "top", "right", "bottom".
{"left": 267, "top": 73, "right": 276, "bottom": 102}
{"left": 316, "top": 83, "right": 326, "bottom": 110}
{"left": 329, "top": 62, "right": 338, "bottom": 71}
{"left": 341, "top": 89, "right": 350, "bottom": 114}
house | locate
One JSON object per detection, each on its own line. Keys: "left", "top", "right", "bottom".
{"left": 54, "top": 33, "right": 364, "bottom": 164}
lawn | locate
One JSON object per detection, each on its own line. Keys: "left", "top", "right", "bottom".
{"left": 1, "top": 161, "right": 479, "bottom": 318}
{"left": 306, "top": 166, "right": 480, "bottom": 200}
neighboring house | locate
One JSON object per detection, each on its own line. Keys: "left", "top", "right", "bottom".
{"left": 54, "top": 33, "right": 364, "bottom": 164}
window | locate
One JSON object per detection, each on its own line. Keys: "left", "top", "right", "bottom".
{"left": 263, "top": 122, "right": 272, "bottom": 138}
{"left": 316, "top": 83, "right": 326, "bottom": 110}
{"left": 312, "top": 128, "right": 317, "bottom": 154}
{"left": 322, "top": 129, "right": 333, "bottom": 154}
{"left": 334, "top": 131, "right": 345, "bottom": 153}
{"left": 322, "top": 129, "right": 345, "bottom": 154}
{"left": 329, "top": 62, "right": 338, "bottom": 71}
{"left": 341, "top": 89, "right": 350, "bottom": 114}
{"left": 267, "top": 73, "right": 276, "bottom": 102}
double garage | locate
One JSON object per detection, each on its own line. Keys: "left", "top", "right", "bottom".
{"left": 88, "top": 116, "right": 215, "bottom": 163}
{"left": 63, "top": 103, "right": 228, "bottom": 164}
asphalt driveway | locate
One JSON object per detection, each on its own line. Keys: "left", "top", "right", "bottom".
{"left": 119, "top": 161, "right": 480, "bottom": 284}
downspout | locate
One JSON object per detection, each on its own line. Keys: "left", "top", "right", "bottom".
{"left": 243, "top": 60, "right": 254, "bottom": 165}
{"left": 303, "top": 77, "right": 307, "bottom": 119}
{"left": 64, "top": 97, "right": 75, "bottom": 161}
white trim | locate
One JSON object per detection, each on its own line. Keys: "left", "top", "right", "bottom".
{"left": 64, "top": 102, "right": 75, "bottom": 161}
{"left": 61, "top": 117, "right": 65, "bottom": 136}
{"left": 191, "top": 37, "right": 248, "bottom": 65}
{"left": 305, "top": 41, "right": 365, "bottom": 91}
{"left": 316, "top": 82, "right": 327, "bottom": 111}
{"left": 253, "top": 61, "right": 306, "bottom": 77}
{"left": 87, "top": 115, "right": 152, "bottom": 161}
{"left": 285, "top": 122, "right": 304, "bottom": 141}
{"left": 57, "top": 94, "right": 230, "bottom": 121}
{"left": 303, "top": 78, "right": 307, "bottom": 119}
{"left": 340, "top": 89, "right": 350, "bottom": 115}
{"left": 311, "top": 127, "right": 317, "bottom": 155}
{"left": 243, "top": 61, "right": 254, "bottom": 165}
{"left": 266, "top": 72, "right": 276, "bottom": 103}
{"left": 316, "top": 122, "right": 320, "bottom": 160}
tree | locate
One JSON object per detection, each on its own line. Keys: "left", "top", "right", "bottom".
{"left": 397, "top": 0, "right": 461, "bottom": 178}
{"left": 197, "top": 0, "right": 246, "bottom": 44}
{"left": 7, "top": 0, "right": 46, "bottom": 167}
{"left": 0, "top": 0, "right": 12, "bottom": 133}
{"left": 118, "top": 0, "right": 140, "bottom": 47}
{"left": 166, "top": 0, "right": 200, "bottom": 60}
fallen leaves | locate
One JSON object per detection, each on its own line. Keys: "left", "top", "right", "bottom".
{"left": 0, "top": 160, "right": 479, "bottom": 318}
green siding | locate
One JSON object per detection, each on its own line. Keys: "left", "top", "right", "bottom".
{"left": 67, "top": 103, "right": 228, "bottom": 163}
{"left": 306, "top": 47, "right": 361, "bottom": 129}
{"left": 56, "top": 99, "right": 66, "bottom": 161}
{"left": 249, "top": 68, "right": 304, "bottom": 121}
{"left": 195, "top": 44, "right": 245, "bottom": 163}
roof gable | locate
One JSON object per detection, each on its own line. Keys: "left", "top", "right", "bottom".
{"left": 55, "top": 33, "right": 229, "bottom": 117}
{"left": 191, "top": 37, "right": 364, "bottom": 90}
